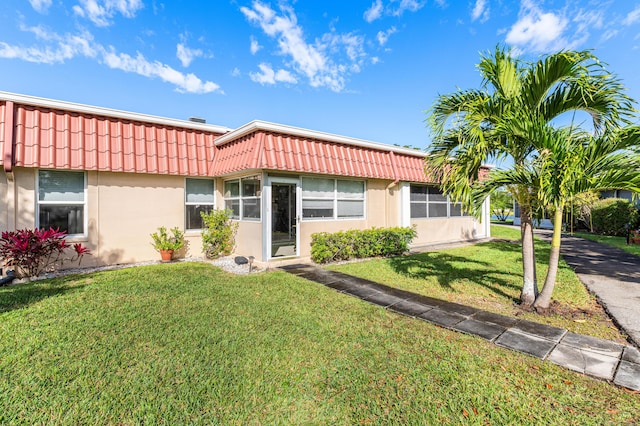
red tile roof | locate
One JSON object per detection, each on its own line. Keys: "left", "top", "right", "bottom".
{"left": 1, "top": 93, "right": 227, "bottom": 176}
{"left": 1, "top": 93, "right": 469, "bottom": 183}
{"left": 213, "top": 121, "right": 433, "bottom": 182}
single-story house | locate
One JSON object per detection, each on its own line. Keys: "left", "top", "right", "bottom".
{"left": 0, "top": 91, "right": 490, "bottom": 268}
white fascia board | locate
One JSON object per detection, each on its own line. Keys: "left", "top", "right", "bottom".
{"left": 215, "top": 120, "right": 427, "bottom": 158}
{"left": 0, "top": 91, "right": 232, "bottom": 134}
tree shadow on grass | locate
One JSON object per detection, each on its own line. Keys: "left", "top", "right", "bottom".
{"left": 0, "top": 275, "right": 88, "bottom": 314}
{"left": 387, "top": 240, "right": 526, "bottom": 302}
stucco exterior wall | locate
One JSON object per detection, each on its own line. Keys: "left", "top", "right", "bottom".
{"left": 296, "top": 178, "right": 394, "bottom": 258}
{"left": 5, "top": 167, "right": 217, "bottom": 268}
{"left": 0, "top": 168, "right": 7, "bottom": 233}
{"left": 410, "top": 216, "right": 481, "bottom": 246}
{"left": 234, "top": 221, "right": 263, "bottom": 258}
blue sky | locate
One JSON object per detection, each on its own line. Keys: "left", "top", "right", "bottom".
{"left": 1, "top": 0, "right": 639, "bottom": 150}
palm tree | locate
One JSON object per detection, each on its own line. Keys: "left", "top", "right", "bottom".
{"left": 472, "top": 125, "right": 640, "bottom": 309}
{"left": 427, "top": 46, "right": 634, "bottom": 307}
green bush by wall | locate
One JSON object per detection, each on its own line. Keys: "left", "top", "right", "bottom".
{"left": 591, "top": 198, "right": 639, "bottom": 236}
{"left": 311, "top": 226, "right": 417, "bottom": 264}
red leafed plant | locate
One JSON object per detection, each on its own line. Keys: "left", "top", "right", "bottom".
{"left": 0, "top": 228, "right": 91, "bottom": 278}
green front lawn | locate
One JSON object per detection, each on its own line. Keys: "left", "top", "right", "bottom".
{"left": 0, "top": 262, "right": 638, "bottom": 424}
{"left": 571, "top": 231, "right": 640, "bottom": 257}
{"left": 328, "top": 225, "right": 626, "bottom": 342}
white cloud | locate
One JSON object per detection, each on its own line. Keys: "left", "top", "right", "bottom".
{"left": 231, "top": 67, "right": 241, "bottom": 77}
{"left": 505, "top": 1, "right": 568, "bottom": 52}
{"left": 623, "top": 6, "right": 640, "bottom": 26}
{"left": 376, "top": 26, "right": 397, "bottom": 46}
{"left": 250, "top": 36, "right": 262, "bottom": 54}
{"left": 601, "top": 29, "right": 618, "bottom": 42}
{"left": 0, "top": 25, "right": 221, "bottom": 94}
{"left": 241, "top": 1, "right": 364, "bottom": 92}
{"left": 72, "top": 0, "right": 143, "bottom": 27}
{"left": 471, "top": 0, "right": 489, "bottom": 23}
{"left": 391, "top": 0, "right": 425, "bottom": 16}
{"left": 176, "top": 43, "right": 203, "bottom": 67}
{"left": 0, "top": 28, "right": 98, "bottom": 63}
{"left": 364, "top": 0, "right": 383, "bottom": 23}
{"left": 103, "top": 49, "right": 221, "bottom": 94}
{"left": 29, "top": 0, "right": 52, "bottom": 13}
{"left": 250, "top": 63, "right": 298, "bottom": 85}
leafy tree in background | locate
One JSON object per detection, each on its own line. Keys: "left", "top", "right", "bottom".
{"left": 427, "top": 46, "right": 634, "bottom": 308}
{"left": 490, "top": 189, "right": 513, "bottom": 221}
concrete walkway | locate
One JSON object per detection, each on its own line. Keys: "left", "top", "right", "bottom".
{"left": 280, "top": 264, "right": 640, "bottom": 391}
{"left": 535, "top": 231, "right": 640, "bottom": 348}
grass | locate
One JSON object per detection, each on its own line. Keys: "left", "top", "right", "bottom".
{"left": 0, "top": 262, "right": 638, "bottom": 424}
{"left": 328, "top": 225, "right": 626, "bottom": 342}
{"left": 570, "top": 231, "right": 640, "bottom": 257}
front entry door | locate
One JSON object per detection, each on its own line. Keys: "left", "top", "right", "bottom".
{"left": 271, "top": 183, "right": 297, "bottom": 257}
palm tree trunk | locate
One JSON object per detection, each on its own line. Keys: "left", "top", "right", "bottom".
{"left": 519, "top": 205, "right": 538, "bottom": 306}
{"left": 534, "top": 206, "right": 563, "bottom": 310}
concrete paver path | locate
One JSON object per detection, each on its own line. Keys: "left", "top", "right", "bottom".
{"left": 280, "top": 264, "right": 640, "bottom": 391}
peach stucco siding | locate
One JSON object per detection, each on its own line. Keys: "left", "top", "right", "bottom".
{"left": 410, "top": 217, "right": 483, "bottom": 247}
{"left": 0, "top": 92, "right": 491, "bottom": 271}
{"left": 297, "top": 179, "right": 396, "bottom": 258}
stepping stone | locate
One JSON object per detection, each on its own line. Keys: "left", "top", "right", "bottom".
{"left": 388, "top": 299, "right": 433, "bottom": 317}
{"left": 453, "top": 318, "right": 506, "bottom": 341}
{"left": 363, "top": 291, "right": 406, "bottom": 308}
{"left": 559, "top": 332, "right": 624, "bottom": 357}
{"left": 406, "top": 293, "right": 452, "bottom": 310}
{"left": 547, "top": 343, "right": 620, "bottom": 380}
{"left": 512, "top": 319, "right": 566, "bottom": 342}
{"left": 471, "top": 310, "right": 519, "bottom": 328}
{"left": 344, "top": 286, "right": 381, "bottom": 299}
{"left": 436, "top": 300, "right": 480, "bottom": 317}
{"left": 278, "top": 264, "right": 313, "bottom": 271}
{"left": 622, "top": 345, "right": 640, "bottom": 364}
{"left": 614, "top": 361, "right": 640, "bottom": 391}
{"left": 419, "top": 309, "right": 467, "bottom": 328}
{"left": 494, "top": 329, "right": 557, "bottom": 359}
{"left": 323, "top": 280, "right": 359, "bottom": 292}
{"left": 297, "top": 269, "right": 342, "bottom": 285}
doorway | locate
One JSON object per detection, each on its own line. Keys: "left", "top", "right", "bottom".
{"left": 271, "top": 183, "right": 297, "bottom": 257}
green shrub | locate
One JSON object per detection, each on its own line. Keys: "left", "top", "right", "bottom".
{"left": 591, "top": 198, "right": 639, "bottom": 236}
{"left": 311, "top": 226, "right": 417, "bottom": 264}
{"left": 201, "top": 209, "right": 238, "bottom": 258}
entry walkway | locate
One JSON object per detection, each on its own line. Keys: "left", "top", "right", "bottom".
{"left": 280, "top": 264, "right": 640, "bottom": 391}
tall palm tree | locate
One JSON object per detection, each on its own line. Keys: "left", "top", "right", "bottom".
{"left": 472, "top": 125, "right": 640, "bottom": 309}
{"left": 427, "top": 46, "right": 634, "bottom": 307}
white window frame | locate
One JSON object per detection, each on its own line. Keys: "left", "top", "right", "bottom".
{"left": 185, "top": 178, "right": 215, "bottom": 231}
{"left": 301, "top": 176, "right": 366, "bottom": 221}
{"left": 409, "top": 184, "right": 470, "bottom": 219}
{"left": 223, "top": 176, "right": 262, "bottom": 221}
{"left": 36, "top": 169, "right": 87, "bottom": 237}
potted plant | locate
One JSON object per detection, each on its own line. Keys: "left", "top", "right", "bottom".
{"left": 150, "top": 227, "right": 185, "bottom": 261}
{"left": 631, "top": 229, "right": 640, "bottom": 245}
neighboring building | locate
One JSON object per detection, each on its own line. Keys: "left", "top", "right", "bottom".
{"left": 512, "top": 202, "right": 553, "bottom": 229}
{"left": 0, "top": 92, "right": 490, "bottom": 268}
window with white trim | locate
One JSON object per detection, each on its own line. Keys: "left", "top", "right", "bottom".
{"left": 302, "top": 177, "right": 365, "bottom": 220}
{"left": 185, "top": 178, "right": 215, "bottom": 230}
{"left": 410, "top": 184, "right": 469, "bottom": 219}
{"left": 224, "top": 176, "right": 261, "bottom": 220}
{"left": 37, "top": 170, "right": 86, "bottom": 235}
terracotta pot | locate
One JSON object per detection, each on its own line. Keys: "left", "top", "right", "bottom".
{"left": 631, "top": 238, "right": 640, "bottom": 246}
{"left": 160, "top": 249, "right": 174, "bottom": 261}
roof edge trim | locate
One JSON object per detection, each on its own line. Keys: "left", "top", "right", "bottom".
{"left": 215, "top": 120, "right": 427, "bottom": 158}
{"left": 0, "top": 91, "right": 232, "bottom": 134}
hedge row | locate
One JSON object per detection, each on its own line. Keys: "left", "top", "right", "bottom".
{"left": 311, "top": 226, "right": 417, "bottom": 264}
{"left": 591, "top": 198, "right": 639, "bottom": 236}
